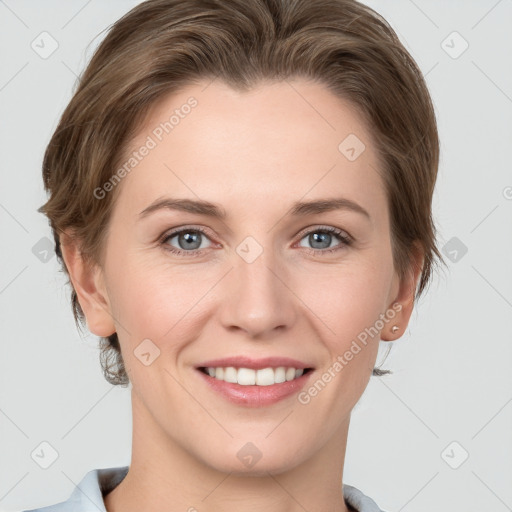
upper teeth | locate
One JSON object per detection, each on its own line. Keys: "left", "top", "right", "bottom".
{"left": 206, "top": 366, "right": 304, "bottom": 386}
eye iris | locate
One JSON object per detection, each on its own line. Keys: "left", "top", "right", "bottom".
{"left": 179, "top": 231, "right": 201, "bottom": 250}
{"left": 310, "top": 232, "right": 331, "bottom": 249}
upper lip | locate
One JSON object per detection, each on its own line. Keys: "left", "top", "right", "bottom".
{"left": 197, "top": 356, "right": 313, "bottom": 370}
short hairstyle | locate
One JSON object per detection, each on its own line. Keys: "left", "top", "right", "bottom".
{"left": 39, "top": 0, "right": 444, "bottom": 386}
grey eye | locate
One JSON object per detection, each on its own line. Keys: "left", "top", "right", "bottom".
{"left": 164, "top": 230, "right": 211, "bottom": 251}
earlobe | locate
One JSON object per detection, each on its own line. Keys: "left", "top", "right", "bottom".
{"left": 382, "top": 241, "right": 424, "bottom": 342}
{"left": 59, "top": 231, "right": 116, "bottom": 337}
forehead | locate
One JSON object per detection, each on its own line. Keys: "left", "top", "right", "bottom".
{"left": 115, "top": 79, "right": 386, "bottom": 218}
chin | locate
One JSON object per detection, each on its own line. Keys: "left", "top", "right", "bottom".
{"left": 196, "top": 439, "right": 308, "bottom": 477}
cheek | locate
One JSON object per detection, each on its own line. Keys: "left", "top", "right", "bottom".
{"left": 292, "top": 269, "right": 392, "bottom": 419}
{"left": 299, "top": 260, "right": 393, "bottom": 344}
{"left": 296, "top": 257, "right": 394, "bottom": 402}
{"left": 105, "top": 259, "right": 202, "bottom": 387}
{"left": 105, "top": 252, "right": 220, "bottom": 362}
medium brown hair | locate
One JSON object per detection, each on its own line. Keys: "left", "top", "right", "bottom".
{"left": 39, "top": 0, "right": 444, "bottom": 386}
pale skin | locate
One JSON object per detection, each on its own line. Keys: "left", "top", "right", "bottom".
{"left": 61, "top": 78, "right": 423, "bottom": 512}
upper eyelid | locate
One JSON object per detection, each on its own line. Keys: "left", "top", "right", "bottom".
{"left": 161, "top": 225, "right": 216, "bottom": 243}
{"left": 295, "top": 224, "right": 351, "bottom": 239}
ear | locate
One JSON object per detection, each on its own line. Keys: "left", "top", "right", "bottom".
{"left": 381, "top": 240, "right": 424, "bottom": 341}
{"left": 60, "top": 230, "right": 116, "bottom": 337}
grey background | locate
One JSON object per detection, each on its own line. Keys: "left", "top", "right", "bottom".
{"left": 1, "top": 0, "right": 511, "bottom": 510}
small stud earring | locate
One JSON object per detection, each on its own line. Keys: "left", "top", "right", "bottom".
{"left": 391, "top": 325, "right": 399, "bottom": 333}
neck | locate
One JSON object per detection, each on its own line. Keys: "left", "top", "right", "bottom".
{"left": 104, "top": 390, "right": 353, "bottom": 512}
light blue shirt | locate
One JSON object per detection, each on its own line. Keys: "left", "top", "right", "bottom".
{"left": 23, "top": 466, "right": 387, "bottom": 512}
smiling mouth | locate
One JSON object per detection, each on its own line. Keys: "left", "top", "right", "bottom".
{"left": 198, "top": 366, "right": 313, "bottom": 386}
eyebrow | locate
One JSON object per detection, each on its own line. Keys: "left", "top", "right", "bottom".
{"left": 138, "top": 197, "right": 371, "bottom": 220}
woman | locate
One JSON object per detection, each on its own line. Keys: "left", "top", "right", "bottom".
{"left": 24, "top": 0, "right": 442, "bottom": 510}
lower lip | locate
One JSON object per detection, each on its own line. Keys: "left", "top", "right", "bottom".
{"left": 197, "top": 369, "right": 313, "bottom": 407}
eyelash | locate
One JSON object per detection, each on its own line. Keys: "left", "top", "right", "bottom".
{"left": 159, "top": 225, "right": 353, "bottom": 258}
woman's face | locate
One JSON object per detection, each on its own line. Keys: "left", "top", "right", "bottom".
{"left": 77, "top": 79, "right": 416, "bottom": 475}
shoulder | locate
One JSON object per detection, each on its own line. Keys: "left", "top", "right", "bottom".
{"left": 343, "top": 483, "right": 389, "bottom": 512}
{"left": 22, "top": 466, "right": 129, "bottom": 512}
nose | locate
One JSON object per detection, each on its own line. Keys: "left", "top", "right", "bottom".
{"left": 218, "top": 244, "right": 297, "bottom": 339}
